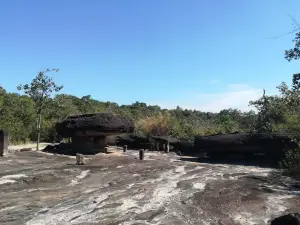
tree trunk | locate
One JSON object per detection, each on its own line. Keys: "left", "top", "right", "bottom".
{"left": 36, "top": 113, "right": 42, "bottom": 151}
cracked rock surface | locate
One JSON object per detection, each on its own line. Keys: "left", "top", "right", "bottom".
{"left": 0, "top": 148, "right": 299, "bottom": 225}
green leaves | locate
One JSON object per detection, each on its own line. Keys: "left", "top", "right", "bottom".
{"left": 18, "top": 69, "right": 62, "bottom": 113}
{"left": 285, "top": 32, "right": 300, "bottom": 61}
{"left": 16, "top": 69, "right": 62, "bottom": 147}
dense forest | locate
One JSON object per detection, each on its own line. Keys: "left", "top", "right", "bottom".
{"left": 0, "top": 82, "right": 259, "bottom": 144}
{"left": 0, "top": 25, "right": 299, "bottom": 169}
{"left": 0, "top": 72, "right": 299, "bottom": 143}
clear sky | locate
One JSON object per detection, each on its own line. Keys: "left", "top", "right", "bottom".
{"left": 0, "top": 0, "right": 299, "bottom": 112}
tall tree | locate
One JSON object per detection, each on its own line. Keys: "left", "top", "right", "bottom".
{"left": 285, "top": 17, "right": 300, "bottom": 61}
{"left": 17, "top": 69, "right": 63, "bottom": 150}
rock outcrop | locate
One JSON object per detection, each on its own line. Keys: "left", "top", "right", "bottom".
{"left": 271, "top": 213, "right": 300, "bottom": 225}
{"left": 115, "top": 134, "right": 151, "bottom": 150}
{"left": 194, "top": 132, "right": 299, "bottom": 161}
{"left": 56, "top": 113, "right": 134, "bottom": 138}
{"left": 54, "top": 113, "right": 134, "bottom": 154}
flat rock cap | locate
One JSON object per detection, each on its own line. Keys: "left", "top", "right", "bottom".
{"left": 56, "top": 113, "right": 134, "bottom": 137}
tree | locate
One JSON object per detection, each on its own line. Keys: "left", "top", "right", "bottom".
{"left": 17, "top": 69, "right": 63, "bottom": 150}
{"left": 285, "top": 32, "right": 300, "bottom": 61}
{"left": 284, "top": 15, "right": 300, "bottom": 61}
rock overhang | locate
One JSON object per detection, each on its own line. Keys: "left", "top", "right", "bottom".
{"left": 56, "top": 113, "right": 134, "bottom": 138}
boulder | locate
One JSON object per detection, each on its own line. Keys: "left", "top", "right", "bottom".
{"left": 56, "top": 113, "right": 134, "bottom": 138}
{"left": 271, "top": 213, "right": 300, "bottom": 225}
{"left": 115, "top": 134, "right": 151, "bottom": 150}
{"left": 194, "top": 132, "right": 299, "bottom": 158}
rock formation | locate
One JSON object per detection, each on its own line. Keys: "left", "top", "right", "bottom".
{"left": 194, "top": 132, "right": 299, "bottom": 161}
{"left": 271, "top": 213, "right": 300, "bottom": 225}
{"left": 55, "top": 113, "right": 134, "bottom": 153}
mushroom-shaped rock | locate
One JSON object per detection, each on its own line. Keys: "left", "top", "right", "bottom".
{"left": 56, "top": 113, "right": 134, "bottom": 153}
{"left": 56, "top": 113, "right": 134, "bottom": 137}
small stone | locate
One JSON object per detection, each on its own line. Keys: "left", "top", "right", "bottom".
{"left": 93, "top": 200, "right": 97, "bottom": 203}
{"left": 76, "top": 153, "right": 86, "bottom": 165}
{"left": 109, "top": 181, "right": 117, "bottom": 186}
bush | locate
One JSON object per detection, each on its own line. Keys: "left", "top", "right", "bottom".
{"left": 280, "top": 147, "right": 300, "bottom": 169}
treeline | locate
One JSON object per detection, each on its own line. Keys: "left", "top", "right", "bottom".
{"left": 0, "top": 84, "right": 258, "bottom": 144}
{"left": 1, "top": 72, "right": 299, "bottom": 145}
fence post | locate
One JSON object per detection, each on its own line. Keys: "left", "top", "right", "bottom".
{"left": 139, "top": 149, "right": 144, "bottom": 160}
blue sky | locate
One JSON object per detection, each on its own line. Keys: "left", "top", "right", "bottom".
{"left": 0, "top": 0, "right": 299, "bottom": 112}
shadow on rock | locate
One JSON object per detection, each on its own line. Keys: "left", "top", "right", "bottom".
{"left": 179, "top": 155, "right": 275, "bottom": 168}
{"left": 42, "top": 143, "right": 112, "bottom": 156}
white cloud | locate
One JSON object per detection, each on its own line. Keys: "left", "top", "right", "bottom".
{"left": 152, "top": 84, "right": 276, "bottom": 113}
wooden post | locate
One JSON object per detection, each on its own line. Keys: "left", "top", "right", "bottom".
{"left": 139, "top": 149, "right": 144, "bottom": 160}
{"left": 0, "top": 131, "right": 8, "bottom": 157}
{"left": 123, "top": 145, "right": 127, "bottom": 152}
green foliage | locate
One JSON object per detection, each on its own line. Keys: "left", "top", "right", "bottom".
{"left": 0, "top": 92, "right": 36, "bottom": 144}
{"left": 250, "top": 73, "right": 300, "bottom": 169}
{"left": 285, "top": 32, "right": 300, "bottom": 61}
{"left": 17, "top": 69, "right": 63, "bottom": 149}
{"left": 280, "top": 141, "right": 300, "bottom": 169}
{"left": 17, "top": 69, "right": 62, "bottom": 114}
{"left": 0, "top": 81, "right": 259, "bottom": 144}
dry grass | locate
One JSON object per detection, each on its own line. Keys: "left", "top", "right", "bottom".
{"left": 135, "top": 112, "right": 171, "bottom": 135}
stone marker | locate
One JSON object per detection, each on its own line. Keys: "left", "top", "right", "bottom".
{"left": 123, "top": 145, "right": 127, "bottom": 152}
{"left": 76, "top": 153, "right": 86, "bottom": 165}
{"left": 139, "top": 149, "right": 144, "bottom": 160}
{"left": 103, "top": 147, "right": 108, "bottom": 154}
{"left": 0, "top": 130, "right": 8, "bottom": 157}
{"left": 165, "top": 141, "right": 170, "bottom": 153}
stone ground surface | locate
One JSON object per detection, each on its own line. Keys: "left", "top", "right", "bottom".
{"left": 0, "top": 147, "right": 300, "bottom": 225}
{"left": 8, "top": 142, "right": 51, "bottom": 151}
